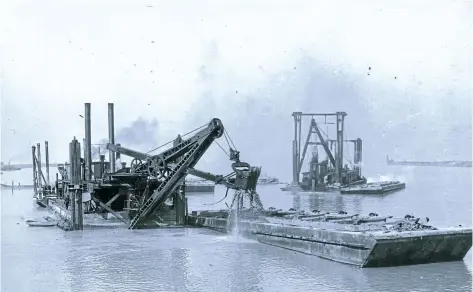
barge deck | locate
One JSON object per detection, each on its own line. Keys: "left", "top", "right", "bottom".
{"left": 340, "top": 181, "right": 406, "bottom": 194}
{"left": 189, "top": 209, "right": 472, "bottom": 267}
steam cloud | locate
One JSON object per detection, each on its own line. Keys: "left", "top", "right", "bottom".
{"left": 94, "top": 117, "right": 160, "bottom": 158}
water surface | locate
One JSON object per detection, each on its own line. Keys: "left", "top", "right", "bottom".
{"left": 1, "top": 166, "right": 472, "bottom": 292}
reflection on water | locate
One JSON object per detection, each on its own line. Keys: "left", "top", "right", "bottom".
{"left": 1, "top": 167, "right": 472, "bottom": 292}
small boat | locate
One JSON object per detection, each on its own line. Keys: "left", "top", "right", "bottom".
{"left": 25, "top": 216, "right": 57, "bottom": 227}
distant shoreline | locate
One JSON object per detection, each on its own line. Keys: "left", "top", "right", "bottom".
{"left": 386, "top": 159, "right": 472, "bottom": 168}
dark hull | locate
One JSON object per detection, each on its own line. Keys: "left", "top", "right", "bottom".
{"left": 341, "top": 182, "right": 406, "bottom": 194}
{"left": 1, "top": 183, "right": 35, "bottom": 188}
{"left": 185, "top": 184, "right": 215, "bottom": 193}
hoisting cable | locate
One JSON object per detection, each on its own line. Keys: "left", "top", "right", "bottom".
{"left": 215, "top": 140, "right": 230, "bottom": 157}
{"left": 224, "top": 129, "right": 237, "bottom": 150}
{"left": 146, "top": 123, "right": 207, "bottom": 154}
{"left": 223, "top": 132, "right": 231, "bottom": 149}
{"left": 203, "top": 187, "right": 230, "bottom": 206}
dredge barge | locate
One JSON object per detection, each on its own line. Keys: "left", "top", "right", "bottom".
{"left": 190, "top": 209, "right": 472, "bottom": 267}
{"left": 28, "top": 103, "right": 471, "bottom": 268}
{"left": 282, "top": 112, "right": 404, "bottom": 195}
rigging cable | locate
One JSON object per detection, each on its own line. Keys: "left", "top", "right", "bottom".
{"left": 215, "top": 140, "right": 230, "bottom": 157}
{"left": 224, "top": 129, "right": 237, "bottom": 150}
{"left": 203, "top": 187, "right": 230, "bottom": 206}
{"left": 146, "top": 123, "right": 207, "bottom": 154}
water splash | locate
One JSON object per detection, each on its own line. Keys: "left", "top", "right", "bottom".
{"left": 226, "top": 209, "right": 240, "bottom": 240}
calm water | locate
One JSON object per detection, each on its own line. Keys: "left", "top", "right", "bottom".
{"left": 1, "top": 166, "right": 472, "bottom": 292}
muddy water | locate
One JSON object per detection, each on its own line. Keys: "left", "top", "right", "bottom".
{"left": 1, "top": 166, "right": 472, "bottom": 292}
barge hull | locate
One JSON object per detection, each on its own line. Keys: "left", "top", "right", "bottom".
{"left": 185, "top": 185, "right": 215, "bottom": 193}
{"left": 190, "top": 216, "right": 472, "bottom": 268}
{"left": 340, "top": 183, "right": 406, "bottom": 194}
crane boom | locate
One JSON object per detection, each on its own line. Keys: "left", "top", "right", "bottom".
{"left": 106, "top": 118, "right": 261, "bottom": 229}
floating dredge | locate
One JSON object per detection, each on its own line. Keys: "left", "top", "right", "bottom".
{"left": 31, "top": 103, "right": 263, "bottom": 230}
{"left": 28, "top": 103, "right": 471, "bottom": 268}
{"left": 281, "top": 112, "right": 405, "bottom": 194}
{"left": 190, "top": 208, "right": 472, "bottom": 268}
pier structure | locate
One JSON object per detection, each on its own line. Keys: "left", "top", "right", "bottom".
{"left": 31, "top": 142, "right": 55, "bottom": 204}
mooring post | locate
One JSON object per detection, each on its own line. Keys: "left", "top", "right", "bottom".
{"left": 108, "top": 103, "right": 116, "bottom": 173}
{"left": 45, "top": 141, "right": 50, "bottom": 186}
{"left": 37, "top": 143, "right": 43, "bottom": 189}
{"left": 84, "top": 103, "right": 92, "bottom": 182}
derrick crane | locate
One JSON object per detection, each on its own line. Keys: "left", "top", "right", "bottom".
{"left": 106, "top": 118, "right": 262, "bottom": 229}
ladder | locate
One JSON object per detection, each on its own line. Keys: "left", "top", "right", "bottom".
{"left": 128, "top": 143, "right": 199, "bottom": 229}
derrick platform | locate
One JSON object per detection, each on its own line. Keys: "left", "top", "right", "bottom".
{"left": 188, "top": 209, "right": 472, "bottom": 268}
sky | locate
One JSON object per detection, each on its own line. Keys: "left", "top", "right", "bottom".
{"left": 1, "top": 0, "right": 472, "bottom": 181}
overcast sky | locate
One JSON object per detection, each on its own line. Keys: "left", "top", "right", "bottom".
{"left": 1, "top": 0, "right": 471, "bottom": 180}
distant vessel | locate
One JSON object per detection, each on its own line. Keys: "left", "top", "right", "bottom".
{"left": 1, "top": 183, "right": 36, "bottom": 188}
{"left": 0, "top": 161, "right": 22, "bottom": 171}
{"left": 386, "top": 156, "right": 472, "bottom": 168}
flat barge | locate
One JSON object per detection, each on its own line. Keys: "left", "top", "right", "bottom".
{"left": 340, "top": 181, "right": 406, "bottom": 194}
{"left": 189, "top": 209, "right": 472, "bottom": 268}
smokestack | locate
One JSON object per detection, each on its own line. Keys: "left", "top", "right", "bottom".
{"left": 108, "top": 103, "right": 116, "bottom": 172}
{"left": 84, "top": 103, "right": 92, "bottom": 181}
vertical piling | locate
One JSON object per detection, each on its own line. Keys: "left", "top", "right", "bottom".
{"left": 175, "top": 191, "right": 180, "bottom": 225}
{"left": 108, "top": 103, "right": 116, "bottom": 173}
{"left": 32, "top": 146, "right": 38, "bottom": 197}
{"left": 84, "top": 103, "right": 92, "bottom": 182}
{"left": 335, "top": 112, "right": 345, "bottom": 184}
{"left": 37, "top": 143, "right": 43, "bottom": 189}
{"left": 293, "top": 113, "right": 298, "bottom": 185}
{"left": 69, "top": 137, "right": 83, "bottom": 230}
{"left": 77, "top": 190, "right": 83, "bottom": 230}
{"left": 185, "top": 197, "right": 188, "bottom": 225}
{"left": 45, "top": 141, "right": 50, "bottom": 186}
{"left": 83, "top": 138, "right": 87, "bottom": 180}
{"left": 99, "top": 154, "right": 105, "bottom": 179}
